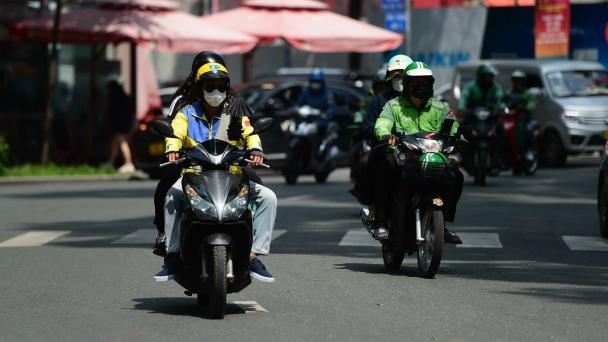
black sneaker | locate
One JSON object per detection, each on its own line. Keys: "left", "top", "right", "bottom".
{"left": 370, "top": 223, "right": 389, "bottom": 241}
{"left": 153, "top": 259, "right": 176, "bottom": 282}
{"left": 152, "top": 233, "right": 166, "bottom": 257}
{"left": 444, "top": 228, "right": 462, "bottom": 245}
{"left": 250, "top": 258, "right": 275, "bottom": 283}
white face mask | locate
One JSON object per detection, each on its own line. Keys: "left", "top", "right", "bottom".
{"left": 391, "top": 78, "right": 403, "bottom": 92}
{"left": 203, "top": 89, "right": 226, "bottom": 108}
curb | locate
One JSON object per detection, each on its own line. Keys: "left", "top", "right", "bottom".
{"left": 0, "top": 171, "right": 149, "bottom": 185}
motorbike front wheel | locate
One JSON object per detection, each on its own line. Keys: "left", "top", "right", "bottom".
{"left": 417, "top": 210, "right": 444, "bottom": 278}
{"left": 474, "top": 149, "right": 487, "bottom": 186}
{"left": 284, "top": 151, "right": 300, "bottom": 185}
{"left": 207, "top": 245, "right": 227, "bottom": 319}
{"left": 382, "top": 245, "right": 405, "bottom": 271}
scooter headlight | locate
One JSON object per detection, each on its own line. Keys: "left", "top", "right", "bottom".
{"left": 222, "top": 184, "right": 249, "bottom": 221}
{"left": 184, "top": 184, "right": 218, "bottom": 221}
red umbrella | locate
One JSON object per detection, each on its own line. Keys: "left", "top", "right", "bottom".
{"left": 202, "top": 0, "right": 403, "bottom": 53}
{"left": 10, "top": 3, "right": 257, "bottom": 54}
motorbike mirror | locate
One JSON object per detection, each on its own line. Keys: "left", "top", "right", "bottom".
{"left": 439, "top": 119, "right": 454, "bottom": 136}
{"left": 151, "top": 120, "right": 177, "bottom": 139}
{"left": 457, "top": 126, "right": 472, "bottom": 137}
{"left": 250, "top": 117, "right": 274, "bottom": 135}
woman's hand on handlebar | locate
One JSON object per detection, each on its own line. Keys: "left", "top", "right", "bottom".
{"left": 166, "top": 152, "right": 180, "bottom": 162}
{"left": 249, "top": 154, "right": 264, "bottom": 166}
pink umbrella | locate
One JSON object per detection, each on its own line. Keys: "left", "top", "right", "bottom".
{"left": 202, "top": 0, "right": 403, "bottom": 53}
{"left": 10, "top": 3, "right": 257, "bottom": 54}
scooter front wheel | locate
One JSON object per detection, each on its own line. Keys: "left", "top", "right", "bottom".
{"left": 207, "top": 245, "right": 227, "bottom": 319}
{"left": 417, "top": 210, "right": 444, "bottom": 278}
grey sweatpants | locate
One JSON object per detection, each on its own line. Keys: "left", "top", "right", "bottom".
{"left": 164, "top": 177, "right": 277, "bottom": 255}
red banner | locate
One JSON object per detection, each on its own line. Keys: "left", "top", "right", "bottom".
{"left": 535, "top": 0, "right": 570, "bottom": 58}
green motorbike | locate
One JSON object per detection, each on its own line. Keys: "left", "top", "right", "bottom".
{"left": 378, "top": 120, "right": 463, "bottom": 278}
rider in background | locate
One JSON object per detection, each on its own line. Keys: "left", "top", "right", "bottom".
{"left": 458, "top": 64, "right": 506, "bottom": 171}
{"left": 504, "top": 70, "right": 539, "bottom": 168}
{"left": 294, "top": 68, "right": 337, "bottom": 118}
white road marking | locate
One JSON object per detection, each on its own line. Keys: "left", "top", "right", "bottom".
{"left": 0, "top": 231, "right": 69, "bottom": 247}
{"left": 562, "top": 236, "right": 608, "bottom": 251}
{"left": 456, "top": 232, "right": 502, "bottom": 248}
{"left": 111, "top": 229, "right": 155, "bottom": 244}
{"left": 339, "top": 229, "right": 378, "bottom": 247}
{"left": 272, "top": 229, "right": 286, "bottom": 241}
{"left": 233, "top": 301, "right": 268, "bottom": 313}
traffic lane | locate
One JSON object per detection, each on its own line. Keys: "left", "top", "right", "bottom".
{"left": 0, "top": 161, "right": 607, "bottom": 341}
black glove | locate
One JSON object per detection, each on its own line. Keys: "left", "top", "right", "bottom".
{"left": 224, "top": 96, "right": 254, "bottom": 117}
{"left": 380, "top": 134, "right": 396, "bottom": 144}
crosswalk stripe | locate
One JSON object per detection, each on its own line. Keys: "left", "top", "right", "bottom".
{"left": 562, "top": 236, "right": 608, "bottom": 251}
{"left": 272, "top": 229, "right": 286, "bottom": 241}
{"left": 339, "top": 229, "right": 377, "bottom": 247}
{"left": 111, "top": 229, "right": 155, "bottom": 245}
{"left": 232, "top": 301, "right": 268, "bottom": 313}
{"left": 0, "top": 231, "right": 69, "bottom": 247}
{"left": 456, "top": 232, "right": 502, "bottom": 248}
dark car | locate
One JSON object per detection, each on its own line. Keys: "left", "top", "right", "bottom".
{"left": 598, "top": 129, "right": 608, "bottom": 238}
{"left": 235, "top": 78, "right": 367, "bottom": 162}
{"left": 131, "top": 87, "right": 177, "bottom": 178}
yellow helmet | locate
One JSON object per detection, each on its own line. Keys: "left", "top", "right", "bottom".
{"left": 195, "top": 62, "right": 229, "bottom": 81}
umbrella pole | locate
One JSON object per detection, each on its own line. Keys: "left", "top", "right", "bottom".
{"left": 242, "top": 49, "right": 254, "bottom": 83}
{"left": 85, "top": 44, "right": 103, "bottom": 162}
{"left": 41, "top": 0, "right": 63, "bottom": 165}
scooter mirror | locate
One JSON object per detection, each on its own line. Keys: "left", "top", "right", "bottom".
{"left": 151, "top": 120, "right": 178, "bottom": 138}
{"left": 251, "top": 117, "right": 274, "bottom": 135}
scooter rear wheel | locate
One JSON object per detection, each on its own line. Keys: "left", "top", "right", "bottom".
{"left": 207, "top": 245, "right": 227, "bottom": 319}
{"left": 417, "top": 210, "right": 444, "bottom": 278}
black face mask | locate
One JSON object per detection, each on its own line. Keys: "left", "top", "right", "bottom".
{"left": 410, "top": 84, "right": 433, "bottom": 101}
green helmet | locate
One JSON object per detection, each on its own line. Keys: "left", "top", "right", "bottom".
{"left": 402, "top": 61, "right": 435, "bottom": 90}
{"left": 403, "top": 62, "right": 434, "bottom": 78}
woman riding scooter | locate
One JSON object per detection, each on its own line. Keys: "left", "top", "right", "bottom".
{"left": 152, "top": 51, "right": 262, "bottom": 256}
{"left": 153, "top": 54, "right": 277, "bottom": 283}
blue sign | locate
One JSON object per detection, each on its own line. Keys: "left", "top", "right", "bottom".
{"left": 382, "top": 0, "right": 407, "bottom": 33}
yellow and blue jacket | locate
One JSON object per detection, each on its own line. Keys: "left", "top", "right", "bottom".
{"left": 165, "top": 100, "right": 262, "bottom": 153}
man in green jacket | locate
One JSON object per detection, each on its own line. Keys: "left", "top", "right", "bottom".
{"left": 366, "top": 62, "right": 463, "bottom": 244}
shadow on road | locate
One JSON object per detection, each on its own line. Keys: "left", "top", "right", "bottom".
{"left": 131, "top": 297, "right": 248, "bottom": 319}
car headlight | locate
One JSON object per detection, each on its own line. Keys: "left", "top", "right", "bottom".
{"left": 562, "top": 111, "right": 582, "bottom": 125}
{"left": 184, "top": 184, "right": 218, "bottom": 221}
{"left": 222, "top": 184, "right": 249, "bottom": 221}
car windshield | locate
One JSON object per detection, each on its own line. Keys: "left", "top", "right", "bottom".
{"left": 546, "top": 70, "right": 608, "bottom": 97}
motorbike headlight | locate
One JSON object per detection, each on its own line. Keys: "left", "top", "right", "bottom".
{"left": 184, "top": 184, "right": 218, "bottom": 221}
{"left": 222, "top": 184, "right": 249, "bottom": 221}
{"left": 417, "top": 138, "right": 443, "bottom": 153}
{"left": 475, "top": 109, "right": 490, "bottom": 121}
{"left": 444, "top": 146, "right": 455, "bottom": 154}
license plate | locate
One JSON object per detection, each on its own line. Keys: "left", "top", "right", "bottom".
{"left": 148, "top": 142, "right": 165, "bottom": 156}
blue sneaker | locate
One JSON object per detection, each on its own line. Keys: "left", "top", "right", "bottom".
{"left": 153, "top": 260, "right": 176, "bottom": 282}
{"left": 250, "top": 258, "right": 275, "bottom": 283}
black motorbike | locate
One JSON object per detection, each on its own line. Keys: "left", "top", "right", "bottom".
{"left": 462, "top": 107, "right": 501, "bottom": 185}
{"left": 152, "top": 118, "right": 272, "bottom": 319}
{"left": 362, "top": 120, "right": 463, "bottom": 278}
{"left": 282, "top": 106, "right": 340, "bottom": 185}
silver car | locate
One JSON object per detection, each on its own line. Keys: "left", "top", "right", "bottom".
{"left": 449, "top": 60, "right": 608, "bottom": 166}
